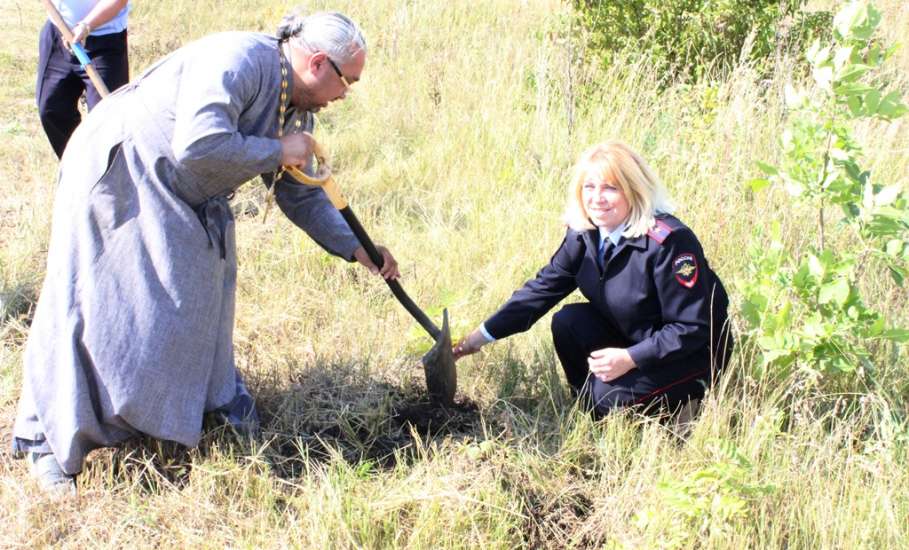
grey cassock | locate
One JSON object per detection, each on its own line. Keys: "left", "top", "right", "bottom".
{"left": 12, "top": 32, "right": 360, "bottom": 475}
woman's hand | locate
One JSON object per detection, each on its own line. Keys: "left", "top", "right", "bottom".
{"left": 588, "top": 347, "right": 636, "bottom": 382}
{"left": 453, "top": 328, "right": 488, "bottom": 360}
{"left": 279, "top": 132, "right": 315, "bottom": 168}
{"left": 70, "top": 22, "right": 91, "bottom": 46}
{"left": 353, "top": 245, "right": 400, "bottom": 280}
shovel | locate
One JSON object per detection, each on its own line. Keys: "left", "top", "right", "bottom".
{"left": 283, "top": 142, "right": 457, "bottom": 405}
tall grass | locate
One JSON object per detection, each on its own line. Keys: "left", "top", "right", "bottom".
{"left": 1, "top": 0, "right": 907, "bottom": 547}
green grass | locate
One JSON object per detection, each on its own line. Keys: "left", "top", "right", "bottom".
{"left": 1, "top": 0, "right": 908, "bottom": 547}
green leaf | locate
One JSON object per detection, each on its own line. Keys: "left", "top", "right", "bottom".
{"left": 748, "top": 178, "right": 770, "bottom": 192}
{"left": 802, "top": 318, "right": 827, "bottom": 338}
{"left": 846, "top": 96, "right": 863, "bottom": 117}
{"left": 776, "top": 300, "right": 792, "bottom": 329}
{"left": 805, "top": 40, "right": 821, "bottom": 63}
{"left": 807, "top": 254, "right": 824, "bottom": 279}
{"left": 829, "top": 147, "right": 851, "bottom": 162}
{"left": 864, "top": 90, "right": 881, "bottom": 114}
{"left": 885, "top": 239, "right": 904, "bottom": 257}
{"left": 818, "top": 278, "right": 850, "bottom": 307}
{"left": 835, "top": 83, "right": 876, "bottom": 97}
{"left": 869, "top": 216, "right": 905, "bottom": 236}
{"left": 832, "top": 357, "right": 857, "bottom": 373}
{"left": 888, "top": 264, "right": 906, "bottom": 286}
{"left": 876, "top": 185, "right": 902, "bottom": 207}
{"left": 793, "top": 263, "right": 813, "bottom": 290}
{"left": 814, "top": 66, "right": 834, "bottom": 90}
{"left": 756, "top": 162, "right": 779, "bottom": 176}
{"left": 867, "top": 317, "right": 886, "bottom": 337}
{"left": 877, "top": 91, "right": 907, "bottom": 119}
{"left": 812, "top": 44, "right": 832, "bottom": 65}
{"left": 833, "top": 46, "right": 854, "bottom": 71}
{"left": 741, "top": 299, "right": 763, "bottom": 328}
{"left": 757, "top": 336, "right": 778, "bottom": 351}
{"left": 882, "top": 329, "right": 909, "bottom": 343}
{"left": 836, "top": 64, "right": 870, "bottom": 83}
{"left": 833, "top": 2, "right": 864, "bottom": 39}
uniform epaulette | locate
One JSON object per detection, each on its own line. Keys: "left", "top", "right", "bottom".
{"left": 646, "top": 219, "right": 674, "bottom": 244}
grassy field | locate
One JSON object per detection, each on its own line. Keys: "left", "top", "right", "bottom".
{"left": 1, "top": 0, "right": 907, "bottom": 547}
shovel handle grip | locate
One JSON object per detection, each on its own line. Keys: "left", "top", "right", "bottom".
{"left": 338, "top": 206, "right": 441, "bottom": 339}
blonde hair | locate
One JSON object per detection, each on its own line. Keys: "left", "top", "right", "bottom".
{"left": 563, "top": 141, "right": 674, "bottom": 238}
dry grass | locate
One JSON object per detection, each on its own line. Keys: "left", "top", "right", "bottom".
{"left": 1, "top": 0, "right": 907, "bottom": 547}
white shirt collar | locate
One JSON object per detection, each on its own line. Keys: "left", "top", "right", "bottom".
{"left": 597, "top": 222, "right": 626, "bottom": 248}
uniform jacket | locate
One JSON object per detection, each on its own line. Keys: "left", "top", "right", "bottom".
{"left": 484, "top": 214, "right": 731, "bottom": 377}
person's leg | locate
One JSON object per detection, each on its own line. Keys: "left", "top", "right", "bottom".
{"left": 208, "top": 370, "right": 261, "bottom": 438}
{"left": 587, "top": 363, "right": 710, "bottom": 418}
{"left": 36, "top": 22, "right": 85, "bottom": 158}
{"left": 551, "top": 302, "right": 628, "bottom": 400}
{"left": 82, "top": 30, "right": 130, "bottom": 109}
{"left": 550, "top": 302, "right": 711, "bottom": 418}
{"left": 13, "top": 384, "right": 75, "bottom": 495}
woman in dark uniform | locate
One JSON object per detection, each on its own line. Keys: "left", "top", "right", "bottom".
{"left": 454, "top": 141, "right": 732, "bottom": 416}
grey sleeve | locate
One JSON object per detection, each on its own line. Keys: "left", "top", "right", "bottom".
{"left": 270, "top": 174, "right": 361, "bottom": 261}
{"left": 171, "top": 45, "right": 282, "bottom": 186}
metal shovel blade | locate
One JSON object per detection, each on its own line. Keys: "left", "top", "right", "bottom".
{"left": 421, "top": 309, "right": 456, "bottom": 406}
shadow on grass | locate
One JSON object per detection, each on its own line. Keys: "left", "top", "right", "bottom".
{"left": 0, "top": 282, "right": 37, "bottom": 343}
{"left": 254, "top": 361, "right": 484, "bottom": 479}
{"left": 82, "top": 361, "right": 486, "bottom": 492}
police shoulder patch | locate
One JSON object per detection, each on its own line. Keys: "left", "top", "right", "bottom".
{"left": 673, "top": 253, "right": 698, "bottom": 288}
{"left": 647, "top": 219, "right": 674, "bottom": 244}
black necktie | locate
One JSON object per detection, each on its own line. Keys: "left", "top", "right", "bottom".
{"left": 599, "top": 240, "right": 614, "bottom": 269}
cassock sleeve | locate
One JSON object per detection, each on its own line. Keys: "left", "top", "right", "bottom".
{"left": 263, "top": 171, "right": 361, "bottom": 261}
{"left": 171, "top": 46, "right": 282, "bottom": 186}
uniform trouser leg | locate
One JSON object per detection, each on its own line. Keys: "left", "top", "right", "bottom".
{"left": 36, "top": 22, "right": 129, "bottom": 158}
{"left": 551, "top": 303, "right": 625, "bottom": 393}
{"left": 551, "top": 302, "right": 709, "bottom": 418}
{"left": 37, "top": 21, "right": 84, "bottom": 158}
{"left": 80, "top": 30, "right": 130, "bottom": 109}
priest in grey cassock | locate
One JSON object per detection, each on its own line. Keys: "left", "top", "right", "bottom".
{"left": 12, "top": 10, "right": 398, "bottom": 494}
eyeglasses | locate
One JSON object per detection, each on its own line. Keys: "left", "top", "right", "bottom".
{"left": 326, "top": 57, "right": 350, "bottom": 89}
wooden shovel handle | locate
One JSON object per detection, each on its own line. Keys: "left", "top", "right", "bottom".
{"left": 41, "top": 0, "right": 111, "bottom": 97}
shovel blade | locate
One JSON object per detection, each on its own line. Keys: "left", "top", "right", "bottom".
{"left": 421, "top": 309, "right": 456, "bottom": 406}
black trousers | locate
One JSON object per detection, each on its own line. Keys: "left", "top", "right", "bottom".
{"left": 551, "top": 303, "right": 720, "bottom": 418}
{"left": 36, "top": 21, "right": 129, "bottom": 158}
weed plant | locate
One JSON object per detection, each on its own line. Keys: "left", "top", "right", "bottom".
{"left": 0, "top": 0, "right": 907, "bottom": 547}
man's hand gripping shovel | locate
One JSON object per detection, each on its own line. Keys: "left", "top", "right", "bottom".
{"left": 283, "top": 139, "right": 457, "bottom": 406}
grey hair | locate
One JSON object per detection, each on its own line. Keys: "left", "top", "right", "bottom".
{"left": 277, "top": 10, "right": 366, "bottom": 63}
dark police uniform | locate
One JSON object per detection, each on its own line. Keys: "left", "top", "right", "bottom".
{"left": 484, "top": 214, "right": 732, "bottom": 416}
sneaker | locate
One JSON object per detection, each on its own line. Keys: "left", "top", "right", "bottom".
{"left": 28, "top": 452, "right": 76, "bottom": 496}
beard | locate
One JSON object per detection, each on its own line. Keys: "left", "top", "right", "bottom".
{"left": 292, "top": 87, "right": 327, "bottom": 113}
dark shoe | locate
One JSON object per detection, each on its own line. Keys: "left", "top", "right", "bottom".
{"left": 28, "top": 452, "right": 76, "bottom": 496}
{"left": 208, "top": 373, "right": 261, "bottom": 439}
